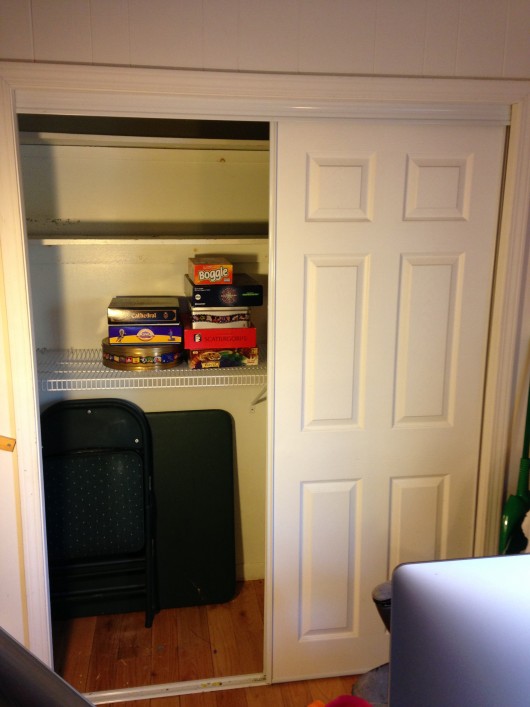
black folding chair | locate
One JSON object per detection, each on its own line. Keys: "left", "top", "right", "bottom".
{"left": 41, "top": 398, "right": 156, "bottom": 628}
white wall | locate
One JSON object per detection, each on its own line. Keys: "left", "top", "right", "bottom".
{"left": 1, "top": 0, "right": 529, "bottom": 80}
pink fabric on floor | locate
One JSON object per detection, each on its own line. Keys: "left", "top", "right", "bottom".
{"left": 308, "top": 696, "right": 372, "bottom": 707}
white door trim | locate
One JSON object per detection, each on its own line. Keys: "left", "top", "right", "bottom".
{"left": 0, "top": 62, "right": 518, "bottom": 123}
{"left": 475, "top": 97, "right": 530, "bottom": 556}
{"left": 0, "top": 62, "right": 528, "bottom": 678}
{"left": 0, "top": 77, "right": 52, "bottom": 658}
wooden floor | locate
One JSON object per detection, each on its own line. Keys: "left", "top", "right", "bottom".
{"left": 53, "top": 579, "right": 358, "bottom": 706}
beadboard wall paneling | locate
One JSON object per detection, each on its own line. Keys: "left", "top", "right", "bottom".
{"left": 203, "top": 0, "right": 239, "bottom": 70}
{"left": 239, "top": 0, "right": 299, "bottom": 73}
{"left": 374, "top": 0, "right": 428, "bottom": 76}
{"left": 128, "top": 0, "right": 203, "bottom": 69}
{"left": 456, "top": 0, "right": 509, "bottom": 78}
{"left": 1, "top": 0, "right": 529, "bottom": 79}
{"left": 91, "top": 0, "right": 130, "bottom": 66}
{"left": 423, "top": 0, "right": 460, "bottom": 76}
{"left": 298, "top": 0, "right": 377, "bottom": 75}
{"left": 32, "top": 0, "right": 92, "bottom": 64}
{"left": 505, "top": 0, "right": 530, "bottom": 78}
{"left": 0, "top": 0, "right": 33, "bottom": 60}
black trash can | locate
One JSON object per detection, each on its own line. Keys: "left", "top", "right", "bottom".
{"left": 372, "top": 580, "right": 392, "bottom": 632}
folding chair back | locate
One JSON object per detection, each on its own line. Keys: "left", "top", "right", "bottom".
{"left": 41, "top": 398, "right": 156, "bottom": 627}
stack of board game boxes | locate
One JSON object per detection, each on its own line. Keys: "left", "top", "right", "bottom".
{"left": 102, "top": 296, "right": 184, "bottom": 370}
{"left": 183, "top": 256, "right": 263, "bottom": 369}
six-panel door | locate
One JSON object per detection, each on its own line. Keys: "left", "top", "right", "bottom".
{"left": 272, "top": 119, "right": 506, "bottom": 680}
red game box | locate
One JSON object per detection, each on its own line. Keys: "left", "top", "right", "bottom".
{"left": 184, "top": 326, "right": 256, "bottom": 350}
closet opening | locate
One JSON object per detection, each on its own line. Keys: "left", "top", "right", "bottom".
{"left": 18, "top": 114, "right": 271, "bottom": 699}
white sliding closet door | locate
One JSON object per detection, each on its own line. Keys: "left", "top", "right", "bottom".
{"left": 271, "top": 119, "right": 506, "bottom": 679}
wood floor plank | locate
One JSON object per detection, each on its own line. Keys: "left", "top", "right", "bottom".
{"left": 251, "top": 579, "right": 264, "bottom": 620}
{"left": 226, "top": 581, "right": 263, "bottom": 675}
{"left": 151, "top": 606, "right": 181, "bottom": 685}
{"left": 52, "top": 615, "right": 96, "bottom": 693}
{"left": 307, "top": 675, "right": 357, "bottom": 703}
{"left": 215, "top": 686, "right": 249, "bottom": 706}
{"left": 339, "top": 674, "right": 359, "bottom": 694}
{"left": 85, "top": 614, "right": 123, "bottom": 692}
{"left": 114, "top": 611, "right": 153, "bottom": 689}
{"left": 179, "top": 690, "right": 220, "bottom": 707}
{"left": 177, "top": 606, "right": 215, "bottom": 682}
{"left": 280, "top": 678, "right": 314, "bottom": 707}
{"left": 206, "top": 600, "right": 240, "bottom": 677}
{"left": 244, "top": 682, "right": 287, "bottom": 706}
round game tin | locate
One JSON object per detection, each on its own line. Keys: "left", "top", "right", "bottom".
{"left": 101, "top": 337, "right": 182, "bottom": 370}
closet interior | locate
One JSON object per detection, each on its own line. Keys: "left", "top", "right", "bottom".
{"left": 19, "top": 114, "right": 270, "bottom": 693}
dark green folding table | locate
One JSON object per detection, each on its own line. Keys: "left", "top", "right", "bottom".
{"left": 147, "top": 409, "right": 237, "bottom": 608}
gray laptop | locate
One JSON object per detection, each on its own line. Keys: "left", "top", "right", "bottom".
{"left": 389, "top": 554, "right": 530, "bottom": 706}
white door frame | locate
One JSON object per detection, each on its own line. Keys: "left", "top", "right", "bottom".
{"left": 0, "top": 62, "right": 529, "bottom": 692}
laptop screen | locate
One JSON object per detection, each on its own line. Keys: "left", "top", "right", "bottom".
{"left": 389, "top": 554, "right": 530, "bottom": 707}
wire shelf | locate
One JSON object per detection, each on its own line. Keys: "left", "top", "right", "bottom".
{"left": 37, "top": 348, "right": 267, "bottom": 392}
